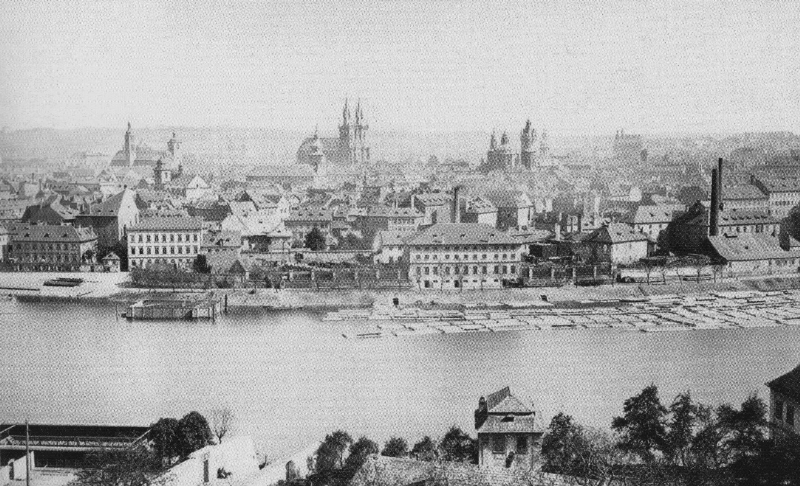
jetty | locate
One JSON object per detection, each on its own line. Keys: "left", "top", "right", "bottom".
{"left": 124, "top": 298, "right": 222, "bottom": 320}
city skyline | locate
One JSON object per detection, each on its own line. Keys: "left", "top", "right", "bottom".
{"left": 1, "top": 1, "right": 800, "bottom": 135}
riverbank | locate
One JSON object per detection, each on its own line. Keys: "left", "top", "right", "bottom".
{"left": 7, "top": 270, "right": 800, "bottom": 311}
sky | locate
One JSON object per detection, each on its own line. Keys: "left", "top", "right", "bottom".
{"left": 1, "top": 0, "right": 799, "bottom": 135}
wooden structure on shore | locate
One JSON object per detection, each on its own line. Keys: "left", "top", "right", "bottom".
{"left": 125, "top": 298, "right": 222, "bottom": 320}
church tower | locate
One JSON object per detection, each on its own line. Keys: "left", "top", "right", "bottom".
{"left": 520, "top": 119, "right": 537, "bottom": 169}
{"left": 353, "top": 100, "right": 369, "bottom": 165}
{"left": 339, "top": 98, "right": 352, "bottom": 146}
{"left": 167, "top": 131, "right": 181, "bottom": 165}
{"left": 124, "top": 122, "right": 135, "bottom": 167}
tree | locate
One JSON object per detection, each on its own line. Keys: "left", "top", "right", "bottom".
{"left": 411, "top": 436, "right": 437, "bottom": 461}
{"left": 176, "top": 411, "right": 213, "bottom": 457}
{"left": 83, "top": 248, "right": 96, "bottom": 264}
{"left": 611, "top": 384, "right": 668, "bottom": 463}
{"left": 345, "top": 436, "right": 379, "bottom": 471}
{"left": 208, "top": 407, "right": 235, "bottom": 444}
{"left": 193, "top": 254, "right": 211, "bottom": 274}
{"left": 715, "top": 393, "right": 768, "bottom": 466}
{"left": 305, "top": 227, "right": 327, "bottom": 251}
{"left": 438, "top": 426, "right": 477, "bottom": 464}
{"left": 315, "top": 430, "right": 353, "bottom": 475}
{"left": 150, "top": 418, "right": 180, "bottom": 464}
{"left": 541, "top": 412, "right": 580, "bottom": 473}
{"left": 381, "top": 437, "right": 408, "bottom": 457}
{"left": 664, "top": 391, "right": 702, "bottom": 466}
{"left": 76, "top": 445, "right": 162, "bottom": 486}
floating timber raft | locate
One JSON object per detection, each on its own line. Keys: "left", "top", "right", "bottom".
{"left": 125, "top": 298, "right": 222, "bottom": 320}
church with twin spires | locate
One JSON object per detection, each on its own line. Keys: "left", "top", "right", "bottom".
{"left": 296, "top": 99, "right": 371, "bottom": 172}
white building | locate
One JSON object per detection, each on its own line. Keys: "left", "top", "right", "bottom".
{"left": 127, "top": 217, "right": 204, "bottom": 269}
{"left": 404, "top": 223, "right": 524, "bottom": 290}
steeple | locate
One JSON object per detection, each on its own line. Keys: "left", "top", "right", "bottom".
{"left": 124, "top": 122, "right": 135, "bottom": 167}
{"left": 489, "top": 132, "right": 497, "bottom": 150}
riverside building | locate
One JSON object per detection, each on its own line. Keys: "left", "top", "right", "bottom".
{"left": 404, "top": 223, "right": 524, "bottom": 290}
{"left": 127, "top": 217, "right": 203, "bottom": 269}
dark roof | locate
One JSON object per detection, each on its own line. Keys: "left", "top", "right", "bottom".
{"left": 707, "top": 234, "right": 800, "bottom": 262}
{"left": 626, "top": 205, "right": 679, "bottom": 225}
{"left": 129, "top": 217, "right": 203, "bottom": 231}
{"left": 202, "top": 230, "right": 242, "bottom": 248}
{"left": 767, "top": 365, "right": 800, "bottom": 401}
{"left": 478, "top": 414, "right": 542, "bottom": 434}
{"left": 414, "top": 192, "right": 451, "bottom": 206}
{"left": 406, "top": 223, "right": 520, "bottom": 246}
{"left": 7, "top": 224, "right": 96, "bottom": 242}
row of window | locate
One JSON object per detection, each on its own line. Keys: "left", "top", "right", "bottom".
{"left": 775, "top": 399, "right": 796, "bottom": 427}
{"left": 413, "top": 245, "right": 517, "bottom": 252}
{"left": 131, "top": 233, "right": 199, "bottom": 244}
{"left": 14, "top": 243, "right": 79, "bottom": 251}
{"left": 416, "top": 253, "right": 516, "bottom": 261}
{"left": 415, "top": 265, "right": 517, "bottom": 276}
{"left": 130, "top": 246, "right": 199, "bottom": 256}
{"left": 130, "top": 258, "right": 192, "bottom": 269}
{"left": 16, "top": 254, "right": 80, "bottom": 263}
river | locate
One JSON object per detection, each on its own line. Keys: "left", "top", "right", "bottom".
{"left": 1, "top": 298, "right": 798, "bottom": 459}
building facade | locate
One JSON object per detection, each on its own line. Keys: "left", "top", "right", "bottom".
{"left": 75, "top": 188, "right": 140, "bottom": 249}
{"left": 766, "top": 365, "right": 800, "bottom": 442}
{"left": 127, "top": 217, "right": 204, "bottom": 269}
{"left": 404, "top": 223, "right": 524, "bottom": 290}
{"left": 6, "top": 224, "right": 97, "bottom": 271}
{"left": 474, "top": 387, "right": 544, "bottom": 470}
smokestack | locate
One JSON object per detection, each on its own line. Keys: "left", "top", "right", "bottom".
{"left": 717, "top": 158, "right": 724, "bottom": 211}
{"left": 453, "top": 186, "right": 461, "bottom": 223}
{"left": 710, "top": 167, "right": 719, "bottom": 236}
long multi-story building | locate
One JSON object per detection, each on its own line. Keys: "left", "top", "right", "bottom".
{"left": 127, "top": 217, "right": 203, "bottom": 270}
{"left": 404, "top": 223, "right": 524, "bottom": 290}
{"left": 751, "top": 176, "right": 800, "bottom": 219}
{"left": 6, "top": 224, "right": 97, "bottom": 271}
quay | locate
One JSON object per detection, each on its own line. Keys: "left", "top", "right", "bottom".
{"left": 124, "top": 298, "right": 222, "bottom": 320}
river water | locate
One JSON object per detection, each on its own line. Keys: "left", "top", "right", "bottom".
{"left": 1, "top": 298, "right": 799, "bottom": 459}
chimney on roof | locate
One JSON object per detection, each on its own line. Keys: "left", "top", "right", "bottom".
{"left": 710, "top": 167, "right": 719, "bottom": 236}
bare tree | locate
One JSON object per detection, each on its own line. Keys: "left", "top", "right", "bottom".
{"left": 208, "top": 408, "right": 235, "bottom": 444}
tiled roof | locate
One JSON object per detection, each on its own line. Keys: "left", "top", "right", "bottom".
{"left": 490, "top": 394, "right": 534, "bottom": 414}
{"left": 465, "top": 196, "right": 496, "bottom": 214}
{"left": 482, "top": 190, "right": 533, "bottom": 209}
{"left": 361, "top": 205, "right": 421, "bottom": 218}
{"left": 584, "top": 223, "right": 649, "bottom": 244}
{"left": 414, "top": 192, "right": 451, "bottom": 206}
{"left": 767, "top": 364, "right": 800, "bottom": 401}
{"left": 285, "top": 207, "right": 334, "bottom": 222}
{"left": 478, "top": 414, "right": 542, "bottom": 434}
{"left": 130, "top": 217, "right": 203, "bottom": 231}
{"left": 756, "top": 177, "right": 800, "bottom": 193}
{"left": 8, "top": 224, "right": 96, "bottom": 242}
{"left": 627, "top": 205, "right": 678, "bottom": 225}
{"left": 81, "top": 189, "right": 137, "bottom": 217}
{"left": 202, "top": 230, "right": 242, "bottom": 248}
{"left": 406, "top": 223, "right": 520, "bottom": 246}
{"left": 707, "top": 234, "right": 800, "bottom": 262}
{"left": 375, "top": 230, "right": 414, "bottom": 246}
{"left": 722, "top": 184, "right": 767, "bottom": 200}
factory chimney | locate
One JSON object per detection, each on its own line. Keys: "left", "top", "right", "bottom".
{"left": 709, "top": 167, "right": 719, "bottom": 236}
{"left": 717, "top": 158, "right": 724, "bottom": 211}
{"left": 452, "top": 186, "right": 461, "bottom": 223}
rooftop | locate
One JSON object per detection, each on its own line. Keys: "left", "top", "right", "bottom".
{"left": 767, "top": 364, "right": 800, "bottom": 401}
{"left": 406, "top": 223, "right": 520, "bottom": 247}
{"left": 130, "top": 217, "right": 203, "bottom": 231}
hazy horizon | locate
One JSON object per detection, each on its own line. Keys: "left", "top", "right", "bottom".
{"left": 2, "top": 1, "right": 800, "bottom": 135}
